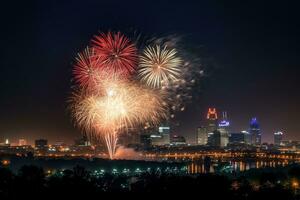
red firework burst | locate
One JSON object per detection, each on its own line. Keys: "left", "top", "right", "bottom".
{"left": 91, "top": 32, "right": 138, "bottom": 77}
{"left": 73, "top": 47, "right": 100, "bottom": 88}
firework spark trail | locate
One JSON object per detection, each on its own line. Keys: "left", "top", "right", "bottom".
{"left": 70, "top": 32, "right": 200, "bottom": 160}
{"left": 73, "top": 47, "right": 100, "bottom": 89}
{"left": 138, "top": 45, "right": 182, "bottom": 88}
{"left": 91, "top": 32, "right": 138, "bottom": 77}
{"left": 71, "top": 76, "right": 167, "bottom": 159}
{"left": 104, "top": 131, "right": 118, "bottom": 159}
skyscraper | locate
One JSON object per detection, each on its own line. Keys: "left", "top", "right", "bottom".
{"left": 207, "top": 108, "right": 218, "bottom": 134}
{"left": 274, "top": 132, "right": 283, "bottom": 146}
{"left": 209, "top": 130, "right": 221, "bottom": 147}
{"left": 149, "top": 124, "right": 171, "bottom": 146}
{"left": 218, "top": 128, "right": 229, "bottom": 147}
{"left": 242, "top": 130, "right": 251, "bottom": 145}
{"left": 170, "top": 135, "right": 186, "bottom": 146}
{"left": 217, "top": 111, "right": 230, "bottom": 147}
{"left": 158, "top": 125, "right": 170, "bottom": 145}
{"left": 249, "top": 118, "right": 261, "bottom": 145}
{"left": 229, "top": 132, "right": 245, "bottom": 144}
{"left": 197, "top": 126, "right": 207, "bottom": 145}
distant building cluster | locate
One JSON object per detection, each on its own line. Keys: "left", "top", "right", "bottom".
{"left": 0, "top": 108, "right": 295, "bottom": 155}
{"left": 139, "top": 124, "right": 187, "bottom": 149}
{"left": 197, "top": 109, "right": 231, "bottom": 148}
{"left": 0, "top": 135, "right": 105, "bottom": 157}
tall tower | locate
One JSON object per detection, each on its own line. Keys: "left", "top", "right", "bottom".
{"left": 197, "top": 126, "right": 207, "bottom": 145}
{"left": 274, "top": 132, "right": 283, "bottom": 146}
{"left": 206, "top": 108, "right": 218, "bottom": 134}
{"left": 204, "top": 108, "right": 218, "bottom": 147}
{"left": 218, "top": 111, "right": 230, "bottom": 147}
{"left": 249, "top": 118, "right": 261, "bottom": 145}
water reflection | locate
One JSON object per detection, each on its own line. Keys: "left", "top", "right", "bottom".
{"left": 188, "top": 160, "right": 291, "bottom": 174}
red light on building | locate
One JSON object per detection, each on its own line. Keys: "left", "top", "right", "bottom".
{"left": 207, "top": 108, "right": 218, "bottom": 120}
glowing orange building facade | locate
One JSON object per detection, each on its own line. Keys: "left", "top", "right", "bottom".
{"left": 206, "top": 108, "right": 218, "bottom": 145}
{"left": 207, "top": 108, "right": 218, "bottom": 120}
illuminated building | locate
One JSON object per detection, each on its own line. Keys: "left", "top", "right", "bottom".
{"left": 206, "top": 108, "right": 218, "bottom": 135}
{"left": 219, "top": 128, "right": 229, "bottom": 147}
{"left": 207, "top": 108, "right": 218, "bottom": 120}
{"left": 217, "top": 111, "right": 230, "bottom": 147}
{"left": 150, "top": 125, "right": 170, "bottom": 146}
{"left": 18, "top": 139, "right": 27, "bottom": 146}
{"left": 159, "top": 126, "right": 170, "bottom": 135}
{"left": 280, "top": 140, "right": 300, "bottom": 150}
{"left": 207, "top": 132, "right": 214, "bottom": 146}
{"left": 229, "top": 132, "right": 246, "bottom": 144}
{"left": 5, "top": 139, "right": 9, "bottom": 146}
{"left": 274, "top": 132, "right": 283, "bottom": 146}
{"left": 241, "top": 130, "right": 251, "bottom": 144}
{"left": 170, "top": 135, "right": 186, "bottom": 146}
{"left": 197, "top": 126, "right": 207, "bottom": 145}
{"left": 249, "top": 118, "right": 261, "bottom": 145}
{"left": 209, "top": 130, "right": 221, "bottom": 147}
{"left": 150, "top": 134, "right": 169, "bottom": 146}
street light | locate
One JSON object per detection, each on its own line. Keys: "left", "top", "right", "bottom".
{"left": 292, "top": 179, "right": 299, "bottom": 195}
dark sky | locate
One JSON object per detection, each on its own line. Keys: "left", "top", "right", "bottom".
{"left": 0, "top": 0, "right": 299, "bottom": 144}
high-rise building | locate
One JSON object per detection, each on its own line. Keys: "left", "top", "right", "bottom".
{"left": 170, "top": 135, "right": 186, "bottom": 146}
{"left": 197, "top": 126, "right": 207, "bottom": 145}
{"left": 149, "top": 125, "right": 170, "bottom": 146}
{"left": 217, "top": 111, "right": 230, "bottom": 147}
{"left": 140, "top": 127, "right": 152, "bottom": 148}
{"left": 274, "top": 132, "right": 283, "bottom": 146}
{"left": 249, "top": 118, "right": 261, "bottom": 145}
{"left": 218, "top": 112, "right": 230, "bottom": 130}
{"left": 158, "top": 125, "right": 170, "bottom": 145}
{"left": 150, "top": 134, "right": 169, "bottom": 146}
{"left": 209, "top": 130, "right": 221, "bottom": 147}
{"left": 207, "top": 132, "right": 214, "bottom": 146}
{"left": 207, "top": 108, "right": 218, "bottom": 134}
{"left": 218, "top": 128, "right": 229, "bottom": 147}
{"left": 18, "top": 139, "right": 27, "bottom": 146}
{"left": 159, "top": 126, "right": 170, "bottom": 135}
{"left": 229, "top": 132, "right": 244, "bottom": 144}
{"left": 241, "top": 130, "right": 251, "bottom": 144}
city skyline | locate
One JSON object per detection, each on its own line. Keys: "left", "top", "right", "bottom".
{"left": 0, "top": 109, "right": 289, "bottom": 146}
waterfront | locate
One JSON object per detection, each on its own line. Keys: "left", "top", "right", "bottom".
{"left": 188, "top": 160, "right": 293, "bottom": 174}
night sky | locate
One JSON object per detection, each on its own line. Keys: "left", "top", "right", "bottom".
{"left": 1, "top": 1, "right": 299, "bottom": 144}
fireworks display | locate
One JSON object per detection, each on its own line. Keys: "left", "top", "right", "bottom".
{"left": 70, "top": 31, "right": 201, "bottom": 159}
{"left": 91, "top": 32, "right": 138, "bottom": 77}
{"left": 73, "top": 47, "right": 99, "bottom": 88}
{"left": 138, "top": 45, "right": 182, "bottom": 88}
